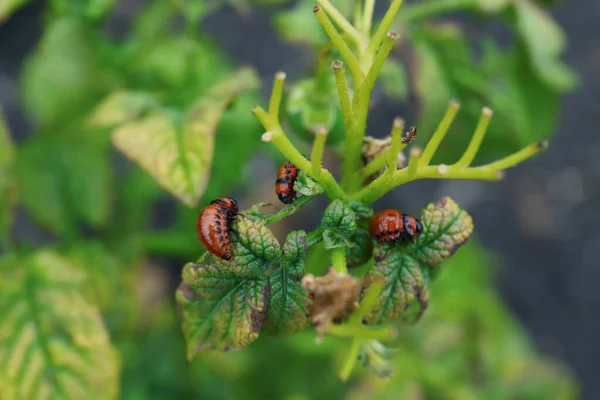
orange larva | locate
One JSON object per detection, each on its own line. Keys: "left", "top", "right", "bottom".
{"left": 275, "top": 161, "right": 299, "bottom": 204}
{"left": 368, "top": 209, "right": 423, "bottom": 243}
{"left": 196, "top": 197, "right": 239, "bottom": 260}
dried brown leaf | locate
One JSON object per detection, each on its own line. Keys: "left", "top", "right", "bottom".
{"left": 302, "top": 267, "right": 361, "bottom": 339}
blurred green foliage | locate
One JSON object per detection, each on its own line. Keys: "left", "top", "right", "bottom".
{"left": 0, "top": 0, "right": 578, "bottom": 398}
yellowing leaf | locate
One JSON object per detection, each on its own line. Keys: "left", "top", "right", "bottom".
{"left": 176, "top": 262, "right": 269, "bottom": 358}
{"left": 86, "top": 90, "right": 158, "bottom": 128}
{"left": 363, "top": 197, "right": 473, "bottom": 325}
{"left": 0, "top": 250, "right": 121, "bottom": 400}
{"left": 411, "top": 197, "right": 473, "bottom": 266}
{"left": 112, "top": 67, "right": 259, "bottom": 207}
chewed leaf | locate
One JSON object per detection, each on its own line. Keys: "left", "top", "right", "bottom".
{"left": 87, "top": 90, "right": 159, "bottom": 128}
{"left": 322, "top": 200, "right": 357, "bottom": 250}
{"left": 113, "top": 67, "right": 259, "bottom": 207}
{"left": 176, "top": 262, "right": 268, "bottom": 358}
{"left": 294, "top": 171, "right": 323, "bottom": 197}
{"left": 363, "top": 197, "right": 472, "bottom": 324}
{"left": 228, "top": 214, "right": 281, "bottom": 276}
{"left": 411, "top": 197, "right": 473, "bottom": 266}
{"left": 263, "top": 230, "right": 310, "bottom": 337}
{"left": 0, "top": 109, "right": 17, "bottom": 243}
{"left": 0, "top": 250, "right": 120, "bottom": 400}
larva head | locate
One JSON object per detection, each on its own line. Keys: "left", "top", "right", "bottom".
{"left": 210, "top": 197, "right": 239, "bottom": 214}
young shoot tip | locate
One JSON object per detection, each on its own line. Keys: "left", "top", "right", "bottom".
{"left": 275, "top": 71, "right": 287, "bottom": 81}
{"left": 482, "top": 106, "right": 493, "bottom": 116}
{"left": 316, "top": 126, "right": 329, "bottom": 136}
{"left": 410, "top": 146, "right": 422, "bottom": 157}
{"left": 449, "top": 99, "right": 461, "bottom": 109}
{"left": 261, "top": 132, "right": 274, "bottom": 142}
{"left": 393, "top": 117, "right": 404, "bottom": 128}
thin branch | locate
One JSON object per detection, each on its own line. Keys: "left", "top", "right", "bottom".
{"left": 455, "top": 107, "right": 493, "bottom": 168}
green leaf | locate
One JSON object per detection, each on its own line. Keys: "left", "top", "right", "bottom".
{"left": 19, "top": 18, "right": 115, "bottom": 128}
{"left": 294, "top": 171, "right": 324, "bottom": 197}
{"left": 16, "top": 133, "right": 112, "bottom": 236}
{"left": 345, "top": 228, "right": 374, "bottom": 268}
{"left": 272, "top": 0, "right": 328, "bottom": 47}
{"left": 0, "top": 0, "right": 30, "bottom": 21}
{"left": 363, "top": 197, "right": 473, "bottom": 324}
{"left": 0, "top": 250, "right": 121, "bottom": 400}
{"left": 514, "top": 0, "right": 578, "bottom": 91}
{"left": 263, "top": 231, "right": 311, "bottom": 336}
{"left": 0, "top": 109, "right": 17, "bottom": 244}
{"left": 227, "top": 214, "right": 282, "bottom": 277}
{"left": 410, "top": 22, "right": 562, "bottom": 162}
{"left": 379, "top": 59, "right": 409, "bottom": 100}
{"left": 176, "top": 262, "right": 269, "bottom": 358}
{"left": 51, "top": 0, "right": 116, "bottom": 20}
{"left": 321, "top": 200, "right": 357, "bottom": 249}
{"left": 410, "top": 197, "right": 474, "bottom": 266}
{"left": 347, "top": 200, "right": 374, "bottom": 220}
{"left": 112, "top": 67, "right": 259, "bottom": 207}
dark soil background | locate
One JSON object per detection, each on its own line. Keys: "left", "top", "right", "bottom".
{"left": 1, "top": 0, "right": 599, "bottom": 398}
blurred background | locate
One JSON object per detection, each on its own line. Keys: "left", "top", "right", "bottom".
{"left": 0, "top": 0, "right": 598, "bottom": 399}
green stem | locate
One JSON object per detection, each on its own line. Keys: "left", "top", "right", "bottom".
{"left": 331, "top": 247, "right": 348, "bottom": 274}
{"left": 269, "top": 72, "right": 286, "bottom": 117}
{"left": 455, "top": 107, "right": 493, "bottom": 168}
{"left": 481, "top": 141, "right": 548, "bottom": 171}
{"left": 314, "top": 5, "right": 364, "bottom": 87}
{"left": 317, "top": 0, "right": 366, "bottom": 50}
{"left": 407, "top": 146, "right": 421, "bottom": 177}
{"left": 351, "top": 160, "right": 502, "bottom": 205}
{"left": 329, "top": 324, "right": 396, "bottom": 340}
{"left": 347, "top": 32, "right": 398, "bottom": 193}
{"left": 362, "top": 0, "right": 375, "bottom": 36}
{"left": 366, "top": 0, "right": 404, "bottom": 57}
{"left": 311, "top": 127, "right": 328, "bottom": 181}
{"left": 261, "top": 195, "right": 320, "bottom": 225}
{"left": 386, "top": 117, "right": 404, "bottom": 173}
{"left": 419, "top": 100, "right": 460, "bottom": 167}
{"left": 338, "top": 338, "right": 361, "bottom": 381}
{"left": 307, "top": 226, "right": 326, "bottom": 246}
{"left": 359, "top": 118, "right": 405, "bottom": 180}
{"left": 352, "top": 279, "right": 384, "bottom": 323}
{"left": 332, "top": 61, "right": 354, "bottom": 135}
